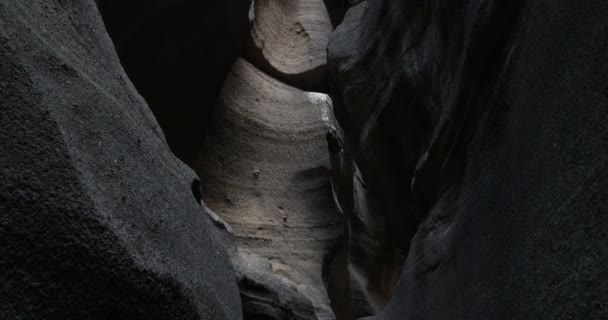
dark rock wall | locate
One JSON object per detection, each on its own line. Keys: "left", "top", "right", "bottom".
{"left": 328, "top": 0, "right": 608, "bottom": 319}
{"left": 95, "top": 0, "right": 252, "bottom": 164}
{"left": 0, "top": 0, "right": 242, "bottom": 318}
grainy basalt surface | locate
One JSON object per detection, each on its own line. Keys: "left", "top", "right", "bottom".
{"left": 0, "top": 1, "right": 241, "bottom": 318}
{"left": 327, "top": 0, "right": 608, "bottom": 319}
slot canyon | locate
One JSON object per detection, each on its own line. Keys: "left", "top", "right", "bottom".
{"left": 1, "top": 0, "right": 607, "bottom": 319}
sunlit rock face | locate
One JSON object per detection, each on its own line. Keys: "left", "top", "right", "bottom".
{"left": 193, "top": 0, "right": 342, "bottom": 318}
{"left": 194, "top": 58, "right": 340, "bottom": 319}
{"left": 245, "top": 0, "right": 333, "bottom": 91}
{"left": 327, "top": 0, "right": 608, "bottom": 319}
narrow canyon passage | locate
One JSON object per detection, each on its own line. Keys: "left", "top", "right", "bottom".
{"left": 3, "top": 0, "right": 608, "bottom": 319}
{"left": 193, "top": 1, "right": 341, "bottom": 319}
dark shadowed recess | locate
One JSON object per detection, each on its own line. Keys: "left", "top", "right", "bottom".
{"left": 323, "top": 0, "right": 364, "bottom": 28}
{"left": 95, "top": 0, "right": 251, "bottom": 164}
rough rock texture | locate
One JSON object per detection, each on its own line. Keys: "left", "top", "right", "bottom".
{"left": 0, "top": 1, "right": 242, "bottom": 318}
{"left": 194, "top": 58, "right": 341, "bottom": 320}
{"left": 245, "top": 0, "right": 333, "bottom": 91}
{"left": 95, "top": 0, "right": 251, "bottom": 164}
{"left": 328, "top": 0, "right": 608, "bottom": 319}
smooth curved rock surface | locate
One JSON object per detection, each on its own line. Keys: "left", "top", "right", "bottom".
{"left": 246, "top": 0, "right": 332, "bottom": 91}
{"left": 0, "top": 1, "right": 242, "bottom": 318}
{"left": 95, "top": 0, "right": 251, "bottom": 164}
{"left": 328, "top": 0, "right": 608, "bottom": 319}
{"left": 194, "top": 58, "right": 341, "bottom": 319}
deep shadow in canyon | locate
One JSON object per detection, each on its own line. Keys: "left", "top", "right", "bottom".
{"left": 1, "top": 0, "right": 607, "bottom": 319}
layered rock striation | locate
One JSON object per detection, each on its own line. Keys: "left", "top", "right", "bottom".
{"left": 245, "top": 0, "right": 333, "bottom": 91}
{"left": 195, "top": 58, "right": 340, "bottom": 319}
{"left": 193, "top": 1, "right": 343, "bottom": 319}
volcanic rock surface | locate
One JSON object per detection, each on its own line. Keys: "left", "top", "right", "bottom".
{"left": 327, "top": 0, "right": 608, "bottom": 319}
{"left": 0, "top": 0, "right": 241, "bottom": 318}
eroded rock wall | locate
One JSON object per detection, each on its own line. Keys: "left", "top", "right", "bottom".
{"left": 0, "top": 0, "right": 242, "bottom": 318}
{"left": 194, "top": 1, "right": 343, "bottom": 319}
{"left": 327, "top": 0, "right": 608, "bottom": 319}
